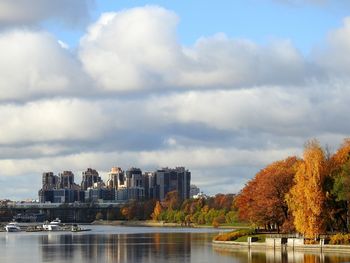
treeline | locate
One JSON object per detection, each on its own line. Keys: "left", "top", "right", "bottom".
{"left": 151, "top": 192, "right": 237, "bottom": 227}
{"left": 120, "top": 191, "right": 238, "bottom": 227}
{"left": 235, "top": 138, "right": 350, "bottom": 238}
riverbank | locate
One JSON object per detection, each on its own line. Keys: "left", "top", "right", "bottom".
{"left": 92, "top": 220, "right": 243, "bottom": 229}
{"left": 212, "top": 239, "right": 350, "bottom": 254}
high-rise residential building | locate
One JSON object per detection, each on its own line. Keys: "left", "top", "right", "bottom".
{"left": 106, "top": 167, "right": 124, "bottom": 189}
{"left": 41, "top": 172, "right": 58, "bottom": 190}
{"left": 155, "top": 167, "right": 191, "bottom": 201}
{"left": 39, "top": 171, "right": 84, "bottom": 203}
{"left": 126, "top": 168, "right": 143, "bottom": 188}
{"left": 52, "top": 189, "right": 85, "bottom": 203}
{"left": 144, "top": 172, "right": 157, "bottom": 199}
{"left": 58, "top": 171, "right": 75, "bottom": 189}
{"left": 39, "top": 172, "right": 58, "bottom": 202}
{"left": 125, "top": 168, "right": 144, "bottom": 200}
{"left": 85, "top": 188, "right": 115, "bottom": 202}
{"left": 81, "top": 168, "right": 101, "bottom": 190}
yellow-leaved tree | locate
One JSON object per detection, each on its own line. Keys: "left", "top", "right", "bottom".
{"left": 151, "top": 201, "right": 163, "bottom": 221}
{"left": 286, "top": 140, "right": 327, "bottom": 238}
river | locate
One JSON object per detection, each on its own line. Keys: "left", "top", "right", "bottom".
{"left": 1, "top": 226, "right": 350, "bottom": 263}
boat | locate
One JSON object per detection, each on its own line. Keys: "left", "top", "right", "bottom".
{"left": 71, "top": 224, "right": 91, "bottom": 232}
{"left": 5, "top": 222, "right": 21, "bottom": 232}
{"left": 43, "top": 218, "right": 62, "bottom": 231}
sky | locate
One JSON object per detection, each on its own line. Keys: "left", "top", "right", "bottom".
{"left": 1, "top": 0, "right": 350, "bottom": 200}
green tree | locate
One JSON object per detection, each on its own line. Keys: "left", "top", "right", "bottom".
{"left": 332, "top": 160, "right": 350, "bottom": 231}
{"left": 225, "top": 211, "right": 238, "bottom": 224}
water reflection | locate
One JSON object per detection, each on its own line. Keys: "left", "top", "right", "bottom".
{"left": 213, "top": 247, "right": 350, "bottom": 263}
{"left": 3, "top": 228, "right": 350, "bottom": 263}
{"left": 39, "top": 232, "right": 194, "bottom": 263}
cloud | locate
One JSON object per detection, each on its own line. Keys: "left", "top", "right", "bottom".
{"left": 0, "top": 30, "right": 91, "bottom": 101}
{"left": 79, "top": 6, "right": 306, "bottom": 93}
{"left": 0, "top": 0, "right": 94, "bottom": 27}
{"left": 147, "top": 88, "right": 311, "bottom": 134}
{"left": 79, "top": 6, "right": 181, "bottom": 92}
{"left": 313, "top": 17, "right": 350, "bottom": 77}
{"left": 178, "top": 35, "right": 306, "bottom": 88}
{"left": 0, "top": 99, "right": 110, "bottom": 144}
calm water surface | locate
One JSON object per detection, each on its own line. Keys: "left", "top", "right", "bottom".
{"left": 1, "top": 226, "right": 350, "bottom": 263}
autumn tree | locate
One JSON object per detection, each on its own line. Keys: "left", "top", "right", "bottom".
{"left": 151, "top": 201, "right": 163, "bottom": 221}
{"left": 143, "top": 199, "right": 157, "bottom": 220}
{"left": 286, "top": 140, "right": 327, "bottom": 238}
{"left": 163, "top": 191, "right": 181, "bottom": 211}
{"left": 331, "top": 139, "right": 350, "bottom": 168}
{"left": 235, "top": 156, "right": 298, "bottom": 232}
{"left": 121, "top": 202, "right": 138, "bottom": 220}
{"left": 212, "top": 194, "right": 235, "bottom": 211}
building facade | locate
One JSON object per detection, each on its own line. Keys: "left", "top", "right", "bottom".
{"left": 106, "top": 167, "right": 125, "bottom": 189}
{"left": 155, "top": 167, "right": 191, "bottom": 201}
{"left": 81, "top": 168, "right": 101, "bottom": 190}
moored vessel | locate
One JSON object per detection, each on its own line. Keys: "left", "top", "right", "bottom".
{"left": 5, "top": 222, "right": 21, "bottom": 232}
{"left": 43, "top": 218, "right": 62, "bottom": 231}
{"left": 71, "top": 224, "right": 91, "bottom": 232}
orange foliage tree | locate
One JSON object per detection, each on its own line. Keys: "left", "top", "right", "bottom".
{"left": 331, "top": 139, "right": 350, "bottom": 169}
{"left": 151, "top": 201, "right": 163, "bottom": 221}
{"left": 163, "top": 191, "right": 181, "bottom": 210}
{"left": 235, "top": 156, "right": 299, "bottom": 232}
{"left": 286, "top": 140, "right": 327, "bottom": 238}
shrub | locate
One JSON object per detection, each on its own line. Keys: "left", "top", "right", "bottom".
{"left": 213, "top": 229, "right": 255, "bottom": 241}
{"left": 215, "top": 215, "right": 226, "bottom": 224}
{"left": 329, "top": 234, "right": 350, "bottom": 245}
{"left": 212, "top": 220, "right": 219, "bottom": 228}
{"left": 304, "top": 239, "right": 319, "bottom": 245}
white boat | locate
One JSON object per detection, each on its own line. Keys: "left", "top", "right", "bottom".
{"left": 5, "top": 222, "right": 21, "bottom": 232}
{"left": 43, "top": 218, "right": 62, "bottom": 231}
{"left": 71, "top": 224, "right": 91, "bottom": 232}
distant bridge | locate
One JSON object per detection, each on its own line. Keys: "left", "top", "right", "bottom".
{"left": 0, "top": 202, "right": 128, "bottom": 223}
{"left": 7, "top": 201, "right": 127, "bottom": 209}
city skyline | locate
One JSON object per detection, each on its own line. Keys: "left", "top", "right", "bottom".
{"left": 1, "top": 1, "right": 350, "bottom": 200}
{"left": 39, "top": 166, "right": 191, "bottom": 203}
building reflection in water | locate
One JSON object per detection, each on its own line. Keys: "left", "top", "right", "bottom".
{"left": 213, "top": 247, "right": 350, "bottom": 263}
{"left": 39, "top": 232, "right": 193, "bottom": 263}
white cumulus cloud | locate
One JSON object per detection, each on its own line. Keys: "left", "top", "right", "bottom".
{"left": 0, "top": 30, "right": 91, "bottom": 101}
{"left": 79, "top": 6, "right": 306, "bottom": 93}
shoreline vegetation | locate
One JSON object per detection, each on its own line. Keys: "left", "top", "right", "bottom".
{"left": 92, "top": 219, "right": 248, "bottom": 229}
{"left": 117, "top": 191, "right": 243, "bottom": 229}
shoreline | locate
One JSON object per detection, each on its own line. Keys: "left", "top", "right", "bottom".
{"left": 92, "top": 220, "right": 241, "bottom": 229}
{"left": 212, "top": 239, "right": 350, "bottom": 254}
